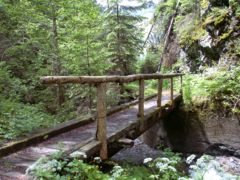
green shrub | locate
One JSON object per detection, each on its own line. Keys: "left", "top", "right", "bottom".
{"left": 0, "top": 99, "right": 57, "bottom": 142}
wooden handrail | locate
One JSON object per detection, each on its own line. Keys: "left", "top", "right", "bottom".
{"left": 40, "top": 73, "right": 185, "bottom": 84}
{"left": 40, "top": 73, "right": 184, "bottom": 160}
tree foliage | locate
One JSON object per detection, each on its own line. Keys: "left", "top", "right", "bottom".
{"left": 0, "top": 0, "right": 148, "bottom": 141}
{"left": 104, "top": 0, "right": 146, "bottom": 75}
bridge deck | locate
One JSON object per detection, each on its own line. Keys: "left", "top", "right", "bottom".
{"left": 0, "top": 94, "right": 181, "bottom": 179}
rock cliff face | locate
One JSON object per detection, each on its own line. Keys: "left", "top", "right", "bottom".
{"left": 178, "top": 0, "right": 240, "bottom": 72}
{"left": 139, "top": 105, "right": 240, "bottom": 157}
{"left": 139, "top": 0, "right": 240, "bottom": 157}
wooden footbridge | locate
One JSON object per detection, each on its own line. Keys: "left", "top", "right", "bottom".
{"left": 0, "top": 73, "right": 184, "bottom": 180}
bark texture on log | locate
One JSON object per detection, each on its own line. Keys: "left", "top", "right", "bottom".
{"left": 138, "top": 79, "right": 144, "bottom": 130}
{"left": 170, "top": 77, "right": 173, "bottom": 105}
{"left": 157, "top": 78, "right": 163, "bottom": 118}
{"left": 157, "top": 78, "right": 162, "bottom": 108}
{"left": 97, "top": 83, "right": 108, "bottom": 160}
{"left": 40, "top": 74, "right": 185, "bottom": 84}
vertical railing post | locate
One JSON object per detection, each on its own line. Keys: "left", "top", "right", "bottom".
{"left": 138, "top": 79, "right": 144, "bottom": 129}
{"left": 170, "top": 77, "right": 173, "bottom": 105}
{"left": 97, "top": 82, "right": 108, "bottom": 160}
{"left": 180, "top": 76, "right": 182, "bottom": 94}
{"left": 157, "top": 78, "right": 162, "bottom": 118}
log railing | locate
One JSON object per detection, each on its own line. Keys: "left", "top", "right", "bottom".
{"left": 40, "top": 73, "right": 184, "bottom": 160}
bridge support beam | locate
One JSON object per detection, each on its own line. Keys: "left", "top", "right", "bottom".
{"left": 97, "top": 82, "right": 108, "bottom": 160}
{"left": 157, "top": 78, "right": 162, "bottom": 118}
{"left": 180, "top": 76, "right": 182, "bottom": 94}
{"left": 170, "top": 77, "right": 173, "bottom": 105}
{"left": 138, "top": 79, "right": 144, "bottom": 130}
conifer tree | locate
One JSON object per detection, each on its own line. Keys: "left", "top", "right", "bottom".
{"left": 104, "top": 0, "right": 146, "bottom": 75}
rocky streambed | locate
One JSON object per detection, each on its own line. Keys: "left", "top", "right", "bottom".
{"left": 112, "top": 139, "right": 240, "bottom": 179}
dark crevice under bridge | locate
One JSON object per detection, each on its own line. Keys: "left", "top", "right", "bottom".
{"left": 0, "top": 73, "right": 184, "bottom": 180}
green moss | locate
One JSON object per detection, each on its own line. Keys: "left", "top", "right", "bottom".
{"left": 201, "top": 0, "right": 209, "bottom": 10}
{"left": 214, "top": 12, "right": 228, "bottom": 26}
{"left": 192, "top": 96, "right": 208, "bottom": 107}
{"left": 209, "top": 102, "right": 216, "bottom": 110}
{"left": 202, "top": 9, "right": 230, "bottom": 28}
{"left": 179, "top": 22, "right": 207, "bottom": 47}
{"left": 220, "top": 29, "right": 234, "bottom": 40}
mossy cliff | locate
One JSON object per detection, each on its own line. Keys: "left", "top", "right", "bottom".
{"left": 175, "top": 0, "right": 240, "bottom": 72}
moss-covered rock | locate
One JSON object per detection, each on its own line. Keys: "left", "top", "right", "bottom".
{"left": 219, "top": 29, "right": 233, "bottom": 40}
{"left": 201, "top": 0, "right": 210, "bottom": 10}
{"left": 209, "top": 0, "right": 229, "bottom": 7}
{"left": 202, "top": 9, "right": 230, "bottom": 30}
{"left": 175, "top": 0, "right": 239, "bottom": 73}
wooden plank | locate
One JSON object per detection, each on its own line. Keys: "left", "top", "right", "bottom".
{"left": 117, "top": 138, "right": 134, "bottom": 148}
{"left": 180, "top": 76, "right": 182, "bottom": 94}
{"left": 157, "top": 78, "right": 162, "bottom": 107}
{"left": 170, "top": 77, "right": 173, "bottom": 105}
{"left": 0, "top": 117, "right": 94, "bottom": 158}
{"left": 79, "top": 140, "right": 102, "bottom": 158}
{"left": 125, "top": 96, "right": 182, "bottom": 140}
{"left": 126, "top": 130, "right": 135, "bottom": 139}
{"left": 40, "top": 74, "right": 185, "bottom": 84}
{"left": 0, "top": 172, "right": 26, "bottom": 180}
{"left": 138, "top": 79, "right": 144, "bottom": 130}
{"left": 0, "top": 157, "right": 35, "bottom": 168}
{"left": 107, "top": 119, "right": 141, "bottom": 144}
{"left": 62, "top": 137, "right": 95, "bottom": 158}
{"left": 157, "top": 78, "right": 162, "bottom": 118}
{"left": 97, "top": 82, "right": 108, "bottom": 160}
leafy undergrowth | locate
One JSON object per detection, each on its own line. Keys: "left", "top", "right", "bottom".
{"left": 181, "top": 66, "right": 240, "bottom": 119}
{"left": 25, "top": 148, "right": 239, "bottom": 180}
{"left": 124, "top": 81, "right": 157, "bottom": 97}
{"left": 0, "top": 99, "right": 60, "bottom": 143}
{"left": 26, "top": 148, "right": 188, "bottom": 180}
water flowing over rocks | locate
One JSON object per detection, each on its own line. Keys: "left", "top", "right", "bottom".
{"left": 216, "top": 156, "right": 240, "bottom": 177}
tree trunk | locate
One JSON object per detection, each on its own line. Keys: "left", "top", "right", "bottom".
{"left": 144, "top": 12, "right": 159, "bottom": 48}
{"left": 156, "top": 0, "right": 180, "bottom": 73}
{"left": 50, "top": 0, "right": 63, "bottom": 107}
{"left": 87, "top": 31, "right": 92, "bottom": 113}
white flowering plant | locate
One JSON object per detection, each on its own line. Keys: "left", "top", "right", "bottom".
{"left": 26, "top": 150, "right": 111, "bottom": 180}
{"left": 142, "top": 147, "right": 188, "bottom": 180}
{"left": 26, "top": 147, "right": 240, "bottom": 180}
{"left": 69, "top": 151, "right": 87, "bottom": 158}
{"left": 143, "top": 156, "right": 187, "bottom": 180}
{"left": 107, "top": 161, "right": 150, "bottom": 180}
{"left": 26, "top": 150, "right": 69, "bottom": 179}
